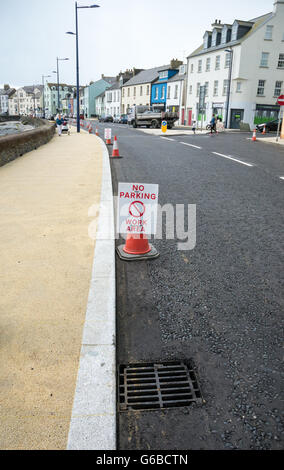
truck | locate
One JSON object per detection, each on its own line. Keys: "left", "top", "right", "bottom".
{"left": 127, "top": 105, "right": 179, "bottom": 129}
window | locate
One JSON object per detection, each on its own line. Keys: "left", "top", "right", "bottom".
{"left": 264, "top": 25, "right": 273, "bottom": 40}
{"left": 155, "top": 88, "right": 158, "bottom": 99}
{"left": 134, "top": 87, "right": 136, "bottom": 97}
{"left": 161, "top": 86, "right": 165, "bottom": 99}
{"left": 274, "top": 81, "right": 282, "bottom": 97}
{"left": 122, "top": 88, "right": 125, "bottom": 97}
{"left": 189, "top": 85, "right": 192, "bottom": 94}
{"left": 236, "top": 81, "right": 242, "bottom": 93}
{"left": 174, "top": 85, "right": 178, "bottom": 99}
{"left": 159, "top": 71, "right": 168, "bottom": 79}
{"left": 140, "top": 86, "right": 143, "bottom": 96}
{"left": 215, "top": 55, "right": 220, "bottom": 70}
{"left": 205, "top": 82, "right": 209, "bottom": 96}
{"left": 278, "top": 53, "right": 284, "bottom": 68}
{"left": 225, "top": 53, "right": 231, "bottom": 68}
{"left": 146, "top": 85, "right": 150, "bottom": 95}
{"left": 190, "top": 63, "right": 194, "bottom": 73}
{"left": 128, "top": 88, "right": 130, "bottom": 97}
{"left": 167, "top": 86, "right": 171, "bottom": 99}
{"left": 198, "top": 60, "right": 202, "bottom": 73}
{"left": 257, "top": 80, "right": 265, "bottom": 96}
{"left": 213, "top": 80, "right": 218, "bottom": 96}
{"left": 196, "top": 82, "right": 200, "bottom": 97}
{"left": 206, "top": 58, "right": 211, "bottom": 72}
{"left": 260, "top": 52, "right": 269, "bottom": 67}
{"left": 223, "top": 79, "right": 229, "bottom": 95}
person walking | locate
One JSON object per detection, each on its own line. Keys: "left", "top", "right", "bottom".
{"left": 210, "top": 114, "right": 217, "bottom": 134}
{"left": 192, "top": 120, "right": 196, "bottom": 135}
{"left": 56, "top": 114, "right": 63, "bottom": 137}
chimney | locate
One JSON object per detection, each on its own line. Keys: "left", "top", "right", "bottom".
{"left": 274, "top": 0, "right": 284, "bottom": 13}
{"left": 170, "top": 58, "right": 183, "bottom": 69}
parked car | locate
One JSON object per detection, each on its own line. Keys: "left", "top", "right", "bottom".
{"left": 113, "top": 115, "right": 120, "bottom": 123}
{"left": 119, "top": 114, "right": 128, "bottom": 124}
{"left": 99, "top": 115, "right": 113, "bottom": 123}
{"left": 256, "top": 119, "right": 282, "bottom": 133}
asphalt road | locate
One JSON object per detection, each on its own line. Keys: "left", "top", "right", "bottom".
{"left": 89, "top": 121, "right": 284, "bottom": 450}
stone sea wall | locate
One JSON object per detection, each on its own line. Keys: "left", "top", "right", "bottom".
{"left": 0, "top": 117, "right": 55, "bottom": 167}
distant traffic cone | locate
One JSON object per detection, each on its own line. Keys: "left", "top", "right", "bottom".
{"left": 106, "top": 132, "right": 112, "bottom": 145}
{"left": 95, "top": 127, "right": 99, "bottom": 136}
{"left": 89, "top": 125, "right": 92, "bottom": 134}
{"left": 262, "top": 124, "right": 266, "bottom": 135}
{"left": 252, "top": 129, "right": 257, "bottom": 141}
{"left": 116, "top": 233, "right": 159, "bottom": 261}
{"left": 111, "top": 136, "right": 122, "bottom": 157}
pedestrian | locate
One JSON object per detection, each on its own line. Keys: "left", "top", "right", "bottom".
{"left": 210, "top": 114, "right": 217, "bottom": 134}
{"left": 192, "top": 120, "right": 196, "bottom": 135}
{"left": 56, "top": 114, "right": 63, "bottom": 137}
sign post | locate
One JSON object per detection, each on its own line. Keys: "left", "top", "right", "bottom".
{"left": 161, "top": 120, "right": 167, "bottom": 133}
{"left": 199, "top": 85, "right": 206, "bottom": 131}
{"left": 276, "top": 95, "right": 284, "bottom": 142}
{"left": 116, "top": 182, "right": 159, "bottom": 260}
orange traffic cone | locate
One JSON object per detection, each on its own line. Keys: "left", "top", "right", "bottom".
{"left": 252, "top": 129, "right": 257, "bottom": 141}
{"left": 95, "top": 127, "right": 99, "bottom": 136}
{"left": 111, "top": 136, "right": 122, "bottom": 157}
{"left": 262, "top": 125, "right": 266, "bottom": 135}
{"left": 89, "top": 125, "right": 92, "bottom": 134}
{"left": 116, "top": 234, "right": 159, "bottom": 261}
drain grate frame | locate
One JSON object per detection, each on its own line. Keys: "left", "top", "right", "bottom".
{"left": 118, "top": 361, "right": 202, "bottom": 411}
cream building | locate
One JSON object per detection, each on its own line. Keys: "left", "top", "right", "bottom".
{"left": 185, "top": 0, "right": 284, "bottom": 129}
{"left": 8, "top": 86, "right": 43, "bottom": 116}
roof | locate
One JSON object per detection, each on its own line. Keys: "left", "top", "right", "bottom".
{"left": 167, "top": 72, "right": 186, "bottom": 83}
{"left": 46, "top": 83, "right": 76, "bottom": 90}
{"left": 107, "top": 81, "right": 120, "bottom": 91}
{"left": 122, "top": 65, "right": 170, "bottom": 87}
{"left": 102, "top": 76, "right": 117, "bottom": 85}
{"left": 188, "top": 12, "right": 272, "bottom": 58}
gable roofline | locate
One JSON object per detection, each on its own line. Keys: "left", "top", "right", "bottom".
{"left": 187, "top": 11, "right": 273, "bottom": 59}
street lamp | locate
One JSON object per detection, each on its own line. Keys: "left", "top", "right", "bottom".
{"left": 225, "top": 48, "right": 233, "bottom": 129}
{"left": 66, "top": 3, "right": 100, "bottom": 133}
{"left": 42, "top": 74, "right": 51, "bottom": 118}
{"left": 53, "top": 57, "right": 69, "bottom": 113}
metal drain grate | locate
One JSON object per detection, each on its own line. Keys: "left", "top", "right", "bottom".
{"left": 118, "top": 361, "right": 202, "bottom": 411}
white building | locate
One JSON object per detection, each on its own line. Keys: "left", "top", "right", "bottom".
{"left": 0, "top": 86, "right": 15, "bottom": 114}
{"left": 8, "top": 86, "right": 43, "bottom": 116}
{"left": 44, "top": 83, "right": 76, "bottom": 117}
{"left": 96, "top": 91, "right": 106, "bottom": 117}
{"left": 105, "top": 82, "right": 121, "bottom": 118}
{"left": 185, "top": 0, "right": 284, "bottom": 129}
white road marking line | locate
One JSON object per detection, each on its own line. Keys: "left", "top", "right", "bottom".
{"left": 211, "top": 152, "right": 254, "bottom": 167}
{"left": 280, "top": 177, "right": 284, "bottom": 180}
{"left": 180, "top": 142, "right": 202, "bottom": 149}
{"left": 161, "top": 137, "right": 176, "bottom": 141}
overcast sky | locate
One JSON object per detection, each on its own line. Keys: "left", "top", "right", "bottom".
{"left": 1, "top": 0, "right": 273, "bottom": 89}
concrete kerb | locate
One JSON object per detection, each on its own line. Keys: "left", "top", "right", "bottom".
{"left": 67, "top": 135, "right": 116, "bottom": 450}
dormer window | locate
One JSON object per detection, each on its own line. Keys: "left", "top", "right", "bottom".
{"left": 159, "top": 71, "right": 168, "bottom": 80}
{"left": 203, "top": 31, "right": 212, "bottom": 49}
{"left": 221, "top": 25, "right": 231, "bottom": 44}
{"left": 211, "top": 28, "right": 221, "bottom": 47}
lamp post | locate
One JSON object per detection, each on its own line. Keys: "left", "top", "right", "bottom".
{"left": 53, "top": 57, "right": 69, "bottom": 113}
{"left": 42, "top": 74, "right": 51, "bottom": 118}
{"left": 225, "top": 48, "right": 233, "bottom": 129}
{"left": 66, "top": 3, "right": 100, "bottom": 133}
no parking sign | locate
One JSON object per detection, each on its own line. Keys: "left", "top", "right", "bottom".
{"left": 117, "top": 182, "right": 159, "bottom": 235}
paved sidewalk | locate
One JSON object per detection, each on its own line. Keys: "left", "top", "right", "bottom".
{"left": 0, "top": 128, "right": 114, "bottom": 449}
{"left": 258, "top": 136, "right": 284, "bottom": 146}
